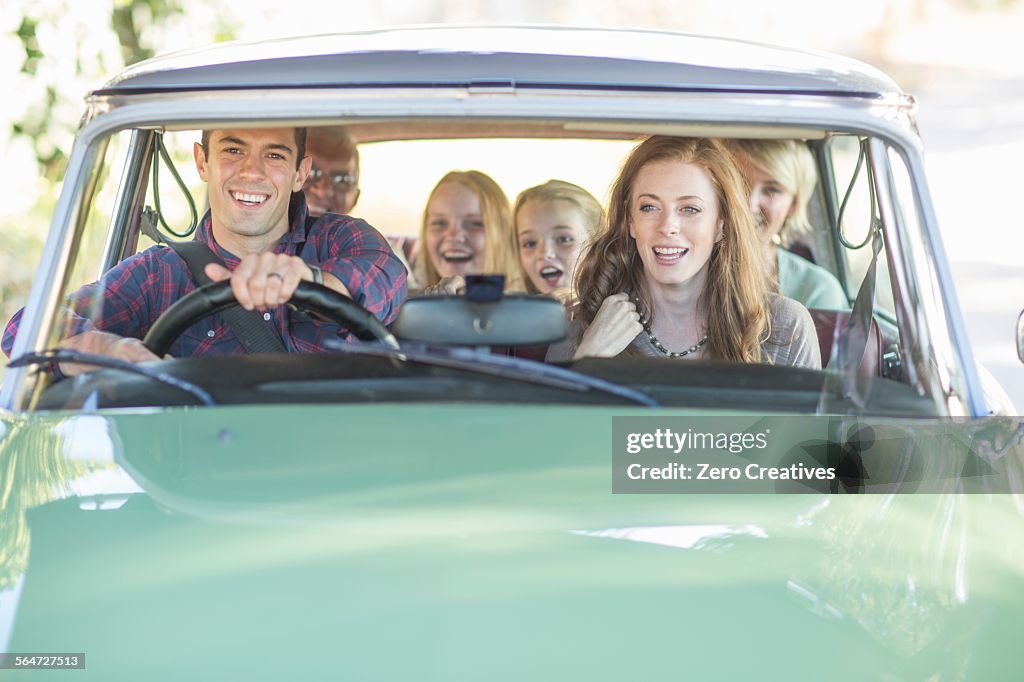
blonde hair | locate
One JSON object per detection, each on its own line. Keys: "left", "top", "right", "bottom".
{"left": 574, "top": 136, "right": 771, "bottom": 363}
{"left": 729, "top": 139, "right": 817, "bottom": 243}
{"left": 416, "top": 171, "right": 523, "bottom": 290}
{"left": 512, "top": 179, "right": 603, "bottom": 295}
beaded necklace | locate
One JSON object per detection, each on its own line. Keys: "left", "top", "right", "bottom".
{"left": 644, "top": 328, "right": 708, "bottom": 358}
{"left": 634, "top": 297, "right": 708, "bottom": 358}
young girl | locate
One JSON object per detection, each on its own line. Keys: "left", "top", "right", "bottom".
{"left": 547, "top": 136, "right": 819, "bottom": 368}
{"left": 730, "top": 139, "right": 849, "bottom": 310}
{"left": 416, "top": 170, "right": 523, "bottom": 293}
{"left": 513, "top": 180, "right": 602, "bottom": 300}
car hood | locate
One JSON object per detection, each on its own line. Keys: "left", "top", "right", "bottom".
{"left": 2, "top": 405, "right": 1023, "bottom": 680}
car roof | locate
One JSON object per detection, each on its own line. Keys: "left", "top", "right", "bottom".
{"left": 96, "top": 25, "right": 903, "bottom": 99}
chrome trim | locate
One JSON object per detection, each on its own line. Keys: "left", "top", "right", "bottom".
{"left": 1017, "top": 310, "right": 1024, "bottom": 365}
{"left": 1, "top": 135, "right": 107, "bottom": 410}
{"left": 79, "top": 87, "right": 918, "bottom": 142}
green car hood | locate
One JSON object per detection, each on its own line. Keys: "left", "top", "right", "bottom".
{"left": 2, "top": 405, "right": 1022, "bottom": 680}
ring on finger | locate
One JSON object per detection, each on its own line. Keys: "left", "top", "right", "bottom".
{"left": 267, "top": 272, "right": 283, "bottom": 281}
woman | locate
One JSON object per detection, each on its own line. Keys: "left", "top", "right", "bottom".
{"left": 547, "top": 136, "right": 820, "bottom": 368}
{"left": 416, "top": 170, "right": 523, "bottom": 293}
{"left": 730, "top": 139, "right": 849, "bottom": 310}
{"left": 513, "top": 179, "right": 602, "bottom": 301}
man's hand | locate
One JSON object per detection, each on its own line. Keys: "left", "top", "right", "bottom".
{"left": 58, "top": 331, "right": 163, "bottom": 376}
{"left": 205, "top": 253, "right": 351, "bottom": 311}
{"left": 573, "top": 292, "right": 642, "bottom": 360}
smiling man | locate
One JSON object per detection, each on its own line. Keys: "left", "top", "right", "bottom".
{"left": 2, "top": 127, "right": 407, "bottom": 372}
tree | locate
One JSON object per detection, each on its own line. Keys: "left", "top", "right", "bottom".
{"left": 0, "top": 0, "right": 236, "bottom": 365}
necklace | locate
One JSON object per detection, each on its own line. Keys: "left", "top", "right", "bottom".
{"left": 644, "top": 328, "right": 708, "bottom": 358}
{"left": 634, "top": 297, "right": 708, "bottom": 358}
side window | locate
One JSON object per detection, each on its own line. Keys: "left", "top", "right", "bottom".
{"left": 136, "top": 130, "right": 206, "bottom": 254}
{"left": 48, "top": 129, "right": 202, "bottom": 350}
{"left": 886, "top": 145, "right": 957, "bottom": 363}
{"left": 826, "top": 135, "right": 896, "bottom": 319}
{"left": 62, "top": 131, "right": 135, "bottom": 292}
{"left": 47, "top": 130, "right": 135, "bottom": 350}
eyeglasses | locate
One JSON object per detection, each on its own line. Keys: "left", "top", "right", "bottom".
{"left": 306, "top": 168, "right": 358, "bottom": 189}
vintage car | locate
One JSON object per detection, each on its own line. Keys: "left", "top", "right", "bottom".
{"left": 1, "top": 26, "right": 1022, "bottom": 680}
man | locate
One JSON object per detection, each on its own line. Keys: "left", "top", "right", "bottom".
{"left": 302, "top": 125, "right": 420, "bottom": 285}
{"left": 302, "top": 126, "right": 361, "bottom": 217}
{"left": 2, "top": 127, "right": 407, "bottom": 374}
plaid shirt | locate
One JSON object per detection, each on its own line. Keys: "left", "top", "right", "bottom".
{"left": 3, "top": 193, "right": 407, "bottom": 358}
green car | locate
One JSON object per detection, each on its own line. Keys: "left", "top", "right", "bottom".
{"left": 2, "top": 26, "right": 1023, "bottom": 680}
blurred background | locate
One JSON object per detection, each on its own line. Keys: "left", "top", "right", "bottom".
{"left": 1, "top": 0, "right": 1021, "bottom": 408}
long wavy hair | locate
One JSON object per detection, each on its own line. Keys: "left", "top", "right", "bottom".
{"left": 416, "top": 170, "right": 523, "bottom": 291}
{"left": 512, "top": 179, "right": 603, "bottom": 295}
{"left": 573, "top": 136, "right": 771, "bottom": 362}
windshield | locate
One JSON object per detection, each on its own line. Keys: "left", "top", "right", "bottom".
{"left": 2, "top": 124, "right": 946, "bottom": 417}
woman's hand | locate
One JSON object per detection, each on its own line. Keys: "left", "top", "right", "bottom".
{"left": 421, "top": 275, "right": 466, "bottom": 296}
{"left": 573, "top": 292, "right": 642, "bottom": 359}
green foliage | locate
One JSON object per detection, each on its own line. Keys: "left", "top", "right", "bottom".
{"left": 16, "top": 17, "right": 43, "bottom": 74}
{"left": 0, "top": 1, "right": 237, "bottom": 369}
{"left": 13, "top": 86, "right": 66, "bottom": 183}
{"left": 112, "top": 0, "right": 188, "bottom": 65}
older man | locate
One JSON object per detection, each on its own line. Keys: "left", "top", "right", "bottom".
{"left": 302, "top": 125, "right": 421, "bottom": 284}
{"left": 303, "top": 126, "right": 361, "bottom": 217}
{"left": 2, "top": 127, "right": 407, "bottom": 372}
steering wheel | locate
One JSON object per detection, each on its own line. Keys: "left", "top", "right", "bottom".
{"left": 142, "top": 280, "right": 397, "bottom": 356}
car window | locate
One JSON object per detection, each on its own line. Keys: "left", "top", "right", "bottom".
{"left": 136, "top": 131, "right": 205, "bottom": 253}
{"left": 886, "top": 145, "right": 961, "bottom": 388}
{"left": 16, "top": 126, "right": 940, "bottom": 418}
{"left": 357, "top": 137, "right": 633, "bottom": 238}
{"left": 45, "top": 131, "right": 135, "bottom": 349}
{"left": 129, "top": 133, "right": 636, "bottom": 253}
{"left": 62, "top": 131, "right": 135, "bottom": 292}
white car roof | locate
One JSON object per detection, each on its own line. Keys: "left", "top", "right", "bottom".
{"left": 98, "top": 25, "right": 904, "bottom": 100}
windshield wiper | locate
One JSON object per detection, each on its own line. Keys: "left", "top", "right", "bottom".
{"left": 8, "top": 349, "right": 216, "bottom": 407}
{"left": 323, "top": 338, "right": 660, "bottom": 408}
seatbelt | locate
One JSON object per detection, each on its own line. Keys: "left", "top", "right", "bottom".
{"left": 166, "top": 240, "right": 287, "bottom": 353}
{"left": 836, "top": 228, "right": 882, "bottom": 409}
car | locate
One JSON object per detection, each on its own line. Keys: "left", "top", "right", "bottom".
{"left": 1, "top": 26, "right": 1022, "bottom": 681}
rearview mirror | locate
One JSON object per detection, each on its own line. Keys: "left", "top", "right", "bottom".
{"left": 393, "top": 294, "right": 568, "bottom": 347}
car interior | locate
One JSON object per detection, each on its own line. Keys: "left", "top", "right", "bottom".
{"left": 16, "top": 120, "right": 939, "bottom": 416}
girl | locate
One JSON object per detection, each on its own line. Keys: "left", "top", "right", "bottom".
{"left": 417, "top": 170, "right": 522, "bottom": 293}
{"left": 731, "top": 139, "right": 849, "bottom": 310}
{"left": 513, "top": 179, "right": 602, "bottom": 300}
